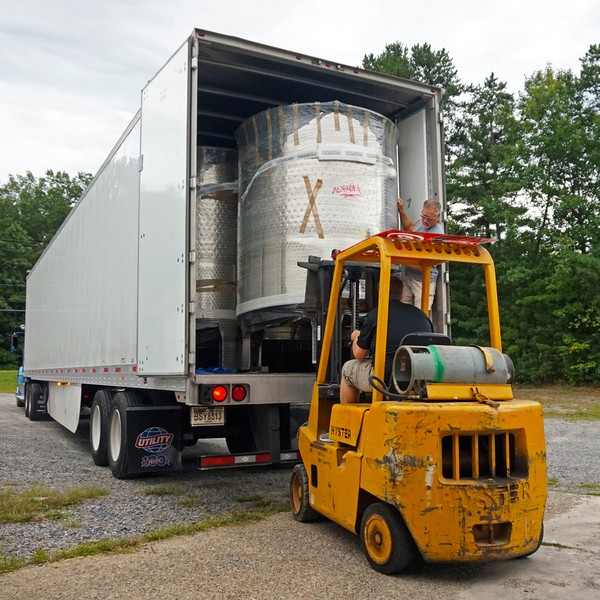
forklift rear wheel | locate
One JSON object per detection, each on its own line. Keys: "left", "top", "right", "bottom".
{"left": 360, "top": 502, "right": 417, "bottom": 574}
{"left": 289, "top": 464, "right": 320, "bottom": 522}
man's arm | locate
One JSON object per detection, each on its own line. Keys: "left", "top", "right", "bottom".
{"left": 397, "top": 198, "right": 415, "bottom": 231}
{"left": 350, "top": 329, "right": 368, "bottom": 361}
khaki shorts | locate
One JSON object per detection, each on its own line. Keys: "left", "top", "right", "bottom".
{"left": 401, "top": 273, "right": 436, "bottom": 312}
{"left": 342, "top": 359, "right": 373, "bottom": 393}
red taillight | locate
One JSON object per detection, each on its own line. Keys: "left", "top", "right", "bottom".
{"left": 212, "top": 385, "right": 228, "bottom": 402}
{"left": 231, "top": 385, "right": 247, "bottom": 402}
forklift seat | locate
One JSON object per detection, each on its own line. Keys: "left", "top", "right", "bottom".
{"left": 399, "top": 332, "right": 452, "bottom": 346}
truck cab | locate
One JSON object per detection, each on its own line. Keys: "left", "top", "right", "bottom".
{"left": 290, "top": 230, "right": 547, "bottom": 574}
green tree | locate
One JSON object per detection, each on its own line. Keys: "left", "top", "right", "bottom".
{"left": 0, "top": 170, "right": 91, "bottom": 367}
{"left": 518, "top": 66, "right": 600, "bottom": 254}
{"left": 362, "top": 42, "right": 461, "bottom": 98}
{"left": 447, "top": 74, "right": 525, "bottom": 239}
{"left": 362, "top": 41, "right": 464, "bottom": 175}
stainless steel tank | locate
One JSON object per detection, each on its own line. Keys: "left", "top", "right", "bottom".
{"left": 235, "top": 100, "right": 399, "bottom": 330}
{"left": 195, "top": 147, "right": 239, "bottom": 368}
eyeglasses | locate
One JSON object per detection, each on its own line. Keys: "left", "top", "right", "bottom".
{"left": 420, "top": 214, "right": 438, "bottom": 222}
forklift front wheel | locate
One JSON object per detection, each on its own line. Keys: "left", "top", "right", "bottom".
{"left": 289, "top": 464, "right": 320, "bottom": 522}
{"left": 360, "top": 503, "right": 416, "bottom": 575}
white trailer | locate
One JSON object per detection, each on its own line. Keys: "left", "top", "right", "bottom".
{"left": 22, "top": 29, "right": 448, "bottom": 478}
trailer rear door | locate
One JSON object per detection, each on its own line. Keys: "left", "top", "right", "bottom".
{"left": 138, "top": 41, "right": 190, "bottom": 375}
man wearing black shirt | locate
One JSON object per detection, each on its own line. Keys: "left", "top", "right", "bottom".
{"left": 340, "top": 279, "right": 433, "bottom": 404}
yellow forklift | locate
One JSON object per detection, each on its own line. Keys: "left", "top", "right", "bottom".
{"left": 290, "top": 230, "right": 546, "bottom": 574}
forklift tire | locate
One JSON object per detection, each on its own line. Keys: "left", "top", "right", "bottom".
{"left": 108, "top": 391, "right": 141, "bottom": 479}
{"left": 360, "top": 502, "right": 417, "bottom": 575}
{"left": 90, "top": 389, "right": 114, "bottom": 466}
{"left": 289, "top": 464, "right": 321, "bottom": 522}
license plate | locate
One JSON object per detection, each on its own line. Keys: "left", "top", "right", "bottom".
{"left": 191, "top": 406, "right": 225, "bottom": 426}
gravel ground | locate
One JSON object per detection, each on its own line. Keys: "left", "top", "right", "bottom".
{"left": 0, "top": 393, "right": 291, "bottom": 560}
{"left": 0, "top": 392, "right": 598, "bottom": 562}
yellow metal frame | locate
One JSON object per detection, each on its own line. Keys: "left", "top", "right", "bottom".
{"left": 317, "top": 231, "right": 502, "bottom": 403}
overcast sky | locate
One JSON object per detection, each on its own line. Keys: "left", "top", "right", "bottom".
{"left": 0, "top": 0, "right": 597, "bottom": 185}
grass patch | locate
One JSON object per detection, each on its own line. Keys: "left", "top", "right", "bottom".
{"left": 0, "top": 370, "right": 18, "bottom": 394}
{"left": 581, "top": 483, "right": 600, "bottom": 493}
{"left": 235, "top": 493, "right": 276, "bottom": 509}
{"left": 0, "top": 486, "right": 110, "bottom": 524}
{"left": 515, "top": 385, "right": 600, "bottom": 421}
{"left": 0, "top": 554, "right": 26, "bottom": 573}
{"left": 542, "top": 541, "right": 569, "bottom": 549}
{"left": 140, "top": 484, "right": 199, "bottom": 508}
{"left": 140, "top": 484, "right": 187, "bottom": 497}
{"left": 0, "top": 503, "right": 287, "bottom": 574}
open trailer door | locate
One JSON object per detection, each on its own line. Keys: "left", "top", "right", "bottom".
{"left": 137, "top": 40, "right": 191, "bottom": 376}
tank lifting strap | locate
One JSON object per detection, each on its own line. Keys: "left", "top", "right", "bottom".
{"left": 471, "top": 386, "right": 500, "bottom": 408}
{"left": 470, "top": 345, "right": 495, "bottom": 373}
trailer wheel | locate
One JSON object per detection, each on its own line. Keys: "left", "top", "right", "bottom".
{"left": 90, "top": 390, "right": 114, "bottom": 466}
{"left": 225, "top": 406, "right": 257, "bottom": 454}
{"left": 290, "top": 464, "right": 320, "bottom": 522}
{"left": 108, "top": 391, "right": 141, "bottom": 479}
{"left": 24, "top": 383, "right": 31, "bottom": 418}
{"left": 360, "top": 503, "right": 417, "bottom": 575}
{"left": 27, "top": 383, "right": 46, "bottom": 421}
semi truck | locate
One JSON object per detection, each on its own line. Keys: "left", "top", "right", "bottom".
{"left": 21, "top": 29, "right": 448, "bottom": 479}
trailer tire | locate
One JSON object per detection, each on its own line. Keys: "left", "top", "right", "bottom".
{"left": 90, "top": 390, "right": 114, "bottom": 466}
{"left": 290, "top": 463, "right": 320, "bottom": 522}
{"left": 108, "top": 391, "right": 141, "bottom": 479}
{"left": 360, "top": 502, "right": 417, "bottom": 575}
{"left": 24, "top": 383, "right": 31, "bottom": 418}
{"left": 225, "top": 407, "right": 257, "bottom": 454}
{"left": 27, "top": 383, "right": 46, "bottom": 421}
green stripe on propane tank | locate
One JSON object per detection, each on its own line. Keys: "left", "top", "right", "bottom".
{"left": 427, "top": 345, "right": 445, "bottom": 382}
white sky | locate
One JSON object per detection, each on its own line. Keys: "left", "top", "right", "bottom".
{"left": 0, "top": 0, "right": 597, "bottom": 185}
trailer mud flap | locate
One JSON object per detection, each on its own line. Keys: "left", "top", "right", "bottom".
{"left": 126, "top": 406, "right": 183, "bottom": 475}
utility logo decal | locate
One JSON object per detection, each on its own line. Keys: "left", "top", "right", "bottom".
{"left": 141, "top": 454, "right": 171, "bottom": 468}
{"left": 135, "top": 427, "right": 174, "bottom": 453}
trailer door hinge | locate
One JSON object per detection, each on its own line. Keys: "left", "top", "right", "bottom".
{"left": 138, "top": 155, "right": 144, "bottom": 172}
{"left": 189, "top": 250, "right": 196, "bottom": 264}
{"left": 190, "top": 176, "right": 197, "bottom": 190}
{"left": 189, "top": 301, "right": 196, "bottom": 314}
